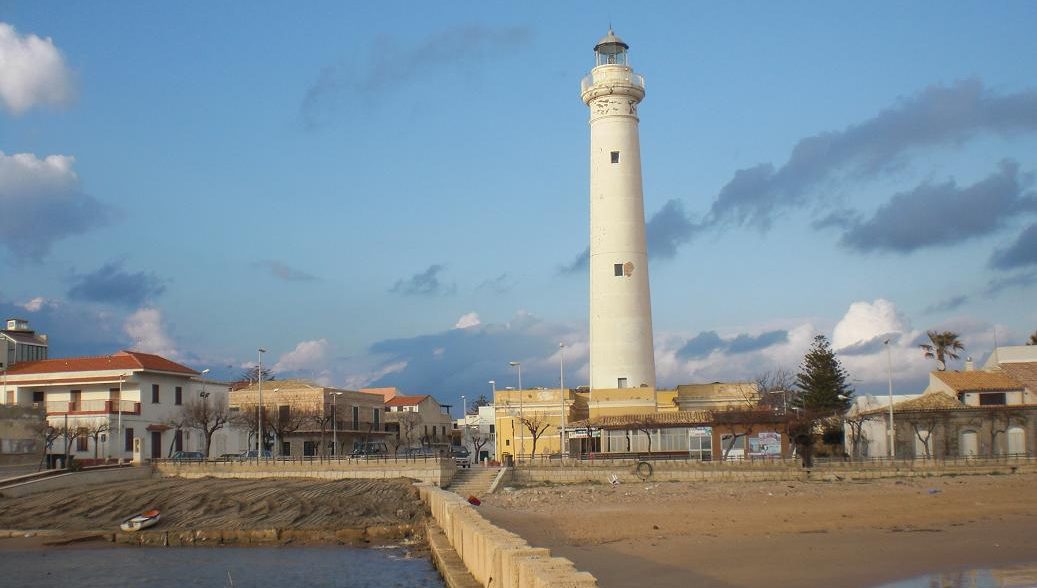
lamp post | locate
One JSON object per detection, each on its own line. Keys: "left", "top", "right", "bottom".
{"left": 884, "top": 339, "right": 895, "bottom": 459}
{"left": 559, "top": 343, "right": 567, "bottom": 458}
{"left": 509, "top": 361, "right": 523, "bottom": 458}
{"left": 257, "top": 348, "right": 266, "bottom": 458}
{"left": 117, "top": 372, "right": 128, "bottom": 461}
{"left": 461, "top": 394, "right": 468, "bottom": 451}
{"left": 329, "top": 391, "right": 343, "bottom": 458}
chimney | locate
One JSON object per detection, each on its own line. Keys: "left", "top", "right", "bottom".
{"left": 965, "top": 357, "right": 975, "bottom": 372}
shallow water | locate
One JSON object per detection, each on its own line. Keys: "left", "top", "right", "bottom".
{"left": 875, "top": 562, "right": 1037, "bottom": 588}
{"left": 0, "top": 545, "right": 445, "bottom": 587}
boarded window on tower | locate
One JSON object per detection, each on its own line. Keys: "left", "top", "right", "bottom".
{"left": 610, "top": 151, "right": 620, "bottom": 163}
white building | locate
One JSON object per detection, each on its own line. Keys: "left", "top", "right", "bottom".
{"left": 1, "top": 350, "right": 239, "bottom": 461}
{"left": 844, "top": 393, "right": 923, "bottom": 458}
{"left": 455, "top": 405, "right": 496, "bottom": 462}
{"left": 582, "top": 30, "right": 656, "bottom": 391}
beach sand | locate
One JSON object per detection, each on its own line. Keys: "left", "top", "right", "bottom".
{"left": 479, "top": 472, "right": 1037, "bottom": 588}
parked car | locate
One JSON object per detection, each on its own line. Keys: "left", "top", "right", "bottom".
{"left": 451, "top": 446, "right": 471, "bottom": 468}
{"left": 170, "top": 451, "right": 204, "bottom": 462}
{"left": 402, "top": 447, "right": 438, "bottom": 459}
{"left": 351, "top": 442, "right": 389, "bottom": 457}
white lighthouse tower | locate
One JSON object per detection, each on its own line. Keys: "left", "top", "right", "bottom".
{"left": 581, "top": 30, "right": 656, "bottom": 390}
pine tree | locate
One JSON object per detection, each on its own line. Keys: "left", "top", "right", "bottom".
{"left": 795, "top": 335, "right": 853, "bottom": 412}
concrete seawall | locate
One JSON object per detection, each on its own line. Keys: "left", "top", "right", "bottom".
{"left": 510, "top": 458, "right": 1037, "bottom": 485}
{"left": 418, "top": 483, "right": 598, "bottom": 588}
{"left": 156, "top": 458, "right": 456, "bottom": 487}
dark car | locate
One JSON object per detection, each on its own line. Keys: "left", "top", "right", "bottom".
{"left": 238, "top": 449, "right": 273, "bottom": 460}
{"left": 170, "top": 451, "right": 204, "bottom": 462}
{"left": 351, "top": 442, "right": 389, "bottom": 457}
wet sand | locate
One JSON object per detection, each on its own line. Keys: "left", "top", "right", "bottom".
{"left": 480, "top": 472, "right": 1037, "bottom": 588}
{"left": 0, "top": 477, "right": 425, "bottom": 533}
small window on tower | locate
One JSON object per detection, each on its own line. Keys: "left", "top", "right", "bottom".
{"left": 614, "top": 263, "right": 623, "bottom": 276}
{"left": 610, "top": 151, "right": 620, "bottom": 164}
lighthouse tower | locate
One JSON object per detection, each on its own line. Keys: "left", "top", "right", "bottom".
{"left": 581, "top": 30, "right": 656, "bottom": 390}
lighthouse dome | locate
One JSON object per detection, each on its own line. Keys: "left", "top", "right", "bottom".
{"left": 594, "top": 29, "right": 629, "bottom": 66}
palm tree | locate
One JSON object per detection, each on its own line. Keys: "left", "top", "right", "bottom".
{"left": 1028, "top": 330, "right": 1037, "bottom": 346}
{"left": 920, "top": 330, "right": 964, "bottom": 371}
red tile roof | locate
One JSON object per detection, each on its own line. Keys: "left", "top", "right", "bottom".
{"left": 5, "top": 350, "right": 198, "bottom": 376}
{"left": 385, "top": 394, "right": 431, "bottom": 407}
{"left": 933, "top": 370, "right": 1023, "bottom": 392}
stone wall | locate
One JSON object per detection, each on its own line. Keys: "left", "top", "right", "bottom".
{"left": 419, "top": 483, "right": 598, "bottom": 588}
{"left": 509, "top": 456, "right": 1037, "bottom": 485}
{"left": 0, "top": 405, "right": 45, "bottom": 466}
{"left": 156, "top": 458, "right": 456, "bottom": 487}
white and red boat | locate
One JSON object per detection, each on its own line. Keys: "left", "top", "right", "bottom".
{"left": 120, "top": 509, "right": 161, "bottom": 532}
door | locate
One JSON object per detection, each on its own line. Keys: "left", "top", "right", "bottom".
{"left": 1008, "top": 427, "right": 1026, "bottom": 455}
{"left": 959, "top": 430, "right": 978, "bottom": 457}
{"left": 150, "top": 431, "right": 162, "bottom": 459}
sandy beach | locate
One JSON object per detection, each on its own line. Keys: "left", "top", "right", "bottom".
{"left": 479, "top": 472, "right": 1037, "bottom": 587}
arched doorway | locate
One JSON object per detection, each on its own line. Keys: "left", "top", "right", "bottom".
{"left": 959, "top": 430, "right": 978, "bottom": 457}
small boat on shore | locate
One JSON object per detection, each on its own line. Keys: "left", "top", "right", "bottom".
{"left": 120, "top": 509, "right": 160, "bottom": 532}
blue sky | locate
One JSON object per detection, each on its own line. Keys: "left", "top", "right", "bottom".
{"left": 2, "top": 2, "right": 1037, "bottom": 410}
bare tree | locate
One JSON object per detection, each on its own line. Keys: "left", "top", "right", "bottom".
{"left": 988, "top": 407, "right": 1025, "bottom": 456}
{"left": 519, "top": 412, "right": 552, "bottom": 458}
{"left": 843, "top": 412, "right": 876, "bottom": 459}
{"left": 469, "top": 431, "right": 490, "bottom": 461}
{"left": 755, "top": 369, "right": 798, "bottom": 413}
{"left": 267, "top": 401, "right": 307, "bottom": 456}
{"left": 628, "top": 414, "right": 658, "bottom": 453}
{"left": 906, "top": 413, "right": 940, "bottom": 459}
{"left": 81, "top": 419, "right": 112, "bottom": 460}
{"left": 231, "top": 402, "right": 271, "bottom": 452}
{"left": 166, "top": 413, "right": 188, "bottom": 457}
{"left": 396, "top": 412, "right": 420, "bottom": 452}
{"left": 180, "top": 394, "right": 232, "bottom": 458}
{"left": 30, "top": 421, "right": 60, "bottom": 470}
{"left": 56, "top": 421, "right": 85, "bottom": 466}
{"left": 307, "top": 401, "right": 333, "bottom": 458}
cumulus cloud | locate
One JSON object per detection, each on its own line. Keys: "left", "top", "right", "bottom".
{"left": 990, "top": 222, "right": 1037, "bottom": 269}
{"left": 832, "top": 299, "right": 908, "bottom": 352}
{"left": 838, "top": 160, "right": 1036, "bottom": 253}
{"left": 0, "top": 295, "right": 122, "bottom": 357}
{"left": 254, "top": 260, "right": 318, "bottom": 282}
{"left": 389, "top": 264, "right": 454, "bottom": 296}
{"left": 67, "top": 261, "right": 166, "bottom": 307}
{"left": 0, "top": 151, "right": 112, "bottom": 261}
{"left": 20, "top": 296, "right": 52, "bottom": 312}
{"left": 454, "top": 312, "right": 481, "bottom": 329}
{"left": 0, "top": 22, "right": 75, "bottom": 115}
{"left": 302, "top": 25, "right": 532, "bottom": 128}
{"left": 123, "top": 308, "right": 178, "bottom": 359}
{"left": 273, "top": 339, "right": 331, "bottom": 376}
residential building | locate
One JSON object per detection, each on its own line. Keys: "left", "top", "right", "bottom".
{"left": 455, "top": 404, "right": 496, "bottom": 462}
{"left": 1, "top": 318, "right": 48, "bottom": 378}
{"left": 0, "top": 350, "right": 233, "bottom": 462}
{"left": 229, "top": 380, "right": 386, "bottom": 456}
{"left": 383, "top": 394, "right": 454, "bottom": 451}
{"left": 854, "top": 346, "right": 1037, "bottom": 458}
{"left": 673, "top": 382, "right": 760, "bottom": 411}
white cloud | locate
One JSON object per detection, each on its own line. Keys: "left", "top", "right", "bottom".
{"left": 21, "top": 296, "right": 51, "bottom": 312}
{"left": 123, "top": 308, "right": 178, "bottom": 359}
{"left": 0, "top": 22, "right": 75, "bottom": 114}
{"left": 832, "top": 298, "right": 907, "bottom": 350}
{"left": 454, "top": 312, "right": 481, "bottom": 329}
{"left": 0, "top": 151, "right": 111, "bottom": 260}
{"left": 342, "top": 360, "right": 408, "bottom": 390}
{"left": 273, "top": 339, "right": 330, "bottom": 374}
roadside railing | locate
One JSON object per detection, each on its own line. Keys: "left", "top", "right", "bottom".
{"left": 509, "top": 452, "right": 1036, "bottom": 468}
{"left": 151, "top": 454, "right": 455, "bottom": 466}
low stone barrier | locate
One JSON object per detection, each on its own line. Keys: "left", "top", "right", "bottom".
{"left": 156, "top": 458, "right": 456, "bottom": 487}
{"left": 418, "top": 483, "right": 598, "bottom": 588}
{"left": 0, "top": 465, "right": 151, "bottom": 498}
{"left": 510, "top": 457, "right": 1037, "bottom": 485}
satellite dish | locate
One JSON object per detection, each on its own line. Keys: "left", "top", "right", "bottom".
{"left": 936, "top": 360, "right": 946, "bottom": 371}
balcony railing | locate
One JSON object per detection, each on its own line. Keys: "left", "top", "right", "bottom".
{"left": 580, "top": 68, "right": 646, "bottom": 94}
{"left": 44, "top": 400, "right": 141, "bottom": 415}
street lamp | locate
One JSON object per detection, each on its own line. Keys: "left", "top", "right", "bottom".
{"left": 257, "top": 348, "right": 266, "bottom": 458}
{"left": 884, "top": 339, "right": 895, "bottom": 459}
{"left": 329, "top": 391, "right": 343, "bottom": 458}
{"left": 559, "top": 343, "right": 567, "bottom": 458}
{"left": 199, "top": 368, "right": 211, "bottom": 400}
{"left": 509, "top": 361, "right": 523, "bottom": 458}
{"left": 461, "top": 394, "right": 468, "bottom": 451}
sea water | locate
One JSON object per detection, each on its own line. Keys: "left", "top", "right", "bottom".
{"left": 874, "top": 562, "right": 1037, "bottom": 588}
{"left": 0, "top": 545, "right": 445, "bottom": 587}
